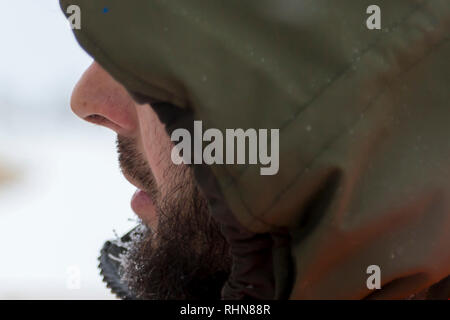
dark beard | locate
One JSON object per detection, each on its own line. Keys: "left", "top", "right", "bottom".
{"left": 116, "top": 135, "right": 231, "bottom": 299}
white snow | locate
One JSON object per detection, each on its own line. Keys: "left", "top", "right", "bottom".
{"left": 0, "top": 118, "right": 137, "bottom": 299}
{"left": 0, "top": 0, "right": 137, "bottom": 299}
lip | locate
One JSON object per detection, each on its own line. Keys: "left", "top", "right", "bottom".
{"left": 131, "top": 189, "right": 157, "bottom": 228}
{"left": 120, "top": 171, "right": 158, "bottom": 228}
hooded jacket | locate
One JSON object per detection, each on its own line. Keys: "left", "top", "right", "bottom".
{"left": 61, "top": 0, "right": 450, "bottom": 299}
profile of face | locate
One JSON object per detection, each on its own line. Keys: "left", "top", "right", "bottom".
{"left": 71, "top": 62, "right": 230, "bottom": 299}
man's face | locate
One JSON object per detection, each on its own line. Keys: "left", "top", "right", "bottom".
{"left": 71, "top": 62, "right": 230, "bottom": 299}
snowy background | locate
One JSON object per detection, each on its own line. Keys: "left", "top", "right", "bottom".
{"left": 0, "top": 1, "right": 136, "bottom": 299}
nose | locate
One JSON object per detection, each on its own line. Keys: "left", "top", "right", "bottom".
{"left": 70, "top": 62, "right": 138, "bottom": 136}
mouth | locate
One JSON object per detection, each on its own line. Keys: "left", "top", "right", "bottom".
{"left": 131, "top": 189, "right": 157, "bottom": 226}
{"left": 121, "top": 171, "right": 158, "bottom": 228}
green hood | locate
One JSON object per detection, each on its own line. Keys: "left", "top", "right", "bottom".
{"left": 61, "top": 0, "right": 450, "bottom": 299}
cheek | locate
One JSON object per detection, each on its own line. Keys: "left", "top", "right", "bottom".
{"left": 136, "top": 105, "right": 174, "bottom": 187}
